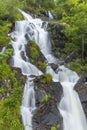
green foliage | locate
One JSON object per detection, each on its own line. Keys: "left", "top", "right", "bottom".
{"left": 68, "top": 59, "right": 87, "bottom": 75}
{"left": 0, "top": 48, "right": 13, "bottom": 63}
{"left": 37, "top": 61, "right": 47, "bottom": 70}
{"left": 29, "top": 40, "right": 40, "bottom": 60}
{"left": 50, "top": 124, "right": 60, "bottom": 130}
{"left": 30, "top": 47, "right": 39, "bottom": 59}
{"left": 53, "top": 0, "right": 87, "bottom": 60}
{"left": 51, "top": 126, "right": 57, "bottom": 130}
{"left": 28, "top": 40, "right": 47, "bottom": 71}
{"left": 0, "top": 25, "right": 10, "bottom": 47}
{"left": 0, "top": 0, "right": 23, "bottom": 22}
{"left": 0, "top": 47, "right": 25, "bottom": 130}
{"left": 69, "top": 62, "right": 81, "bottom": 75}
{"left": 41, "top": 73, "right": 52, "bottom": 84}
{"left": 0, "top": 62, "right": 24, "bottom": 130}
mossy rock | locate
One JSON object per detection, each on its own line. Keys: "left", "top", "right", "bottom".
{"left": 41, "top": 73, "right": 52, "bottom": 84}
{"left": 26, "top": 40, "right": 46, "bottom": 72}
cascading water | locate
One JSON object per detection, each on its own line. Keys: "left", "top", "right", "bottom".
{"left": 58, "top": 66, "right": 87, "bottom": 130}
{"left": 9, "top": 10, "right": 87, "bottom": 130}
{"left": 9, "top": 16, "right": 43, "bottom": 130}
{"left": 0, "top": 46, "right": 6, "bottom": 54}
{"left": 47, "top": 66, "right": 87, "bottom": 130}
{"left": 48, "top": 11, "right": 54, "bottom": 19}
{"left": 19, "top": 10, "right": 57, "bottom": 64}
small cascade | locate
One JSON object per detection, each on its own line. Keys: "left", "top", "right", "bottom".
{"left": 0, "top": 47, "right": 6, "bottom": 54}
{"left": 20, "top": 78, "right": 36, "bottom": 130}
{"left": 19, "top": 10, "right": 57, "bottom": 64}
{"left": 48, "top": 11, "right": 54, "bottom": 19}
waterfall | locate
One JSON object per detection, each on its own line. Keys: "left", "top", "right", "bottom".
{"left": 9, "top": 10, "right": 87, "bottom": 130}
{"left": 58, "top": 66, "right": 87, "bottom": 130}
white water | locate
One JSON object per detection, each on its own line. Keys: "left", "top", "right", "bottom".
{"left": 47, "top": 66, "right": 87, "bottom": 130}
{"left": 9, "top": 10, "right": 87, "bottom": 130}
{"left": 0, "top": 47, "right": 6, "bottom": 54}
{"left": 48, "top": 11, "right": 54, "bottom": 19}
{"left": 9, "top": 14, "right": 43, "bottom": 130}
{"left": 19, "top": 10, "right": 57, "bottom": 64}
{"left": 58, "top": 67, "right": 87, "bottom": 130}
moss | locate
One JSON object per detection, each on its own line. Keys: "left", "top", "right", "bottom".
{"left": 30, "top": 47, "right": 39, "bottom": 59}
{"left": 37, "top": 61, "right": 47, "bottom": 70}
{"left": 28, "top": 40, "right": 47, "bottom": 71}
{"left": 41, "top": 93, "right": 52, "bottom": 103}
{"left": 50, "top": 124, "right": 60, "bottom": 130}
{"left": 51, "top": 126, "right": 57, "bottom": 130}
{"left": 41, "top": 73, "right": 52, "bottom": 84}
{"left": 29, "top": 40, "right": 40, "bottom": 60}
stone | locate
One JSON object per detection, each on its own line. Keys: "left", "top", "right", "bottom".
{"left": 74, "top": 73, "right": 87, "bottom": 117}
{"left": 32, "top": 78, "right": 63, "bottom": 130}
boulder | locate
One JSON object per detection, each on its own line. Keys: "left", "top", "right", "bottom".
{"left": 74, "top": 73, "right": 87, "bottom": 117}
{"left": 32, "top": 77, "right": 63, "bottom": 130}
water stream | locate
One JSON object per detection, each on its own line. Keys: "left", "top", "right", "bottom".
{"left": 9, "top": 10, "right": 87, "bottom": 130}
{"left": 48, "top": 11, "right": 54, "bottom": 19}
{"left": 9, "top": 16, "right": 43, "bottom": 130}
{"left": 0, "top": 47, "right": 6, "bottom": 54}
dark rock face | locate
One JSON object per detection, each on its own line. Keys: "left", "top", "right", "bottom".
{"left": 32, "top": 77, "right": 63, "bottom": 130}
{"left": 47, "top": 23, "right": 67, "bottom": 59}
{"left": 49, "top": 63, "right": 58, "bottom": 71}
{"left": 74, "top": 73, "right": 87, "bottom": 117}
{"left": 65, "top": 52, "right": 79, "bottom": 63}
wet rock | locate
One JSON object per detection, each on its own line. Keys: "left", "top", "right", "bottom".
{"left": 74, "top": 73, "right": 87, "bottom": 117}
{"left": 20, "top": 51, "right": 27, "bottom": 61}
{"left": 32, "top": 78, "right": 63, "bottom": 130}
{"left": 49, "top": 63, "right": 58, "bottom": 71}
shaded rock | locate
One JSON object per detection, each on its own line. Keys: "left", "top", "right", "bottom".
{"left": 65, "top": 52, "right": 79, "bottom": 63}
{"left": 74, "top": 73, "right": 87, "bottom": 117}
{"left": 47, "top": 22, "right": 67, "bottom": 58}
{"left": 32, "top": 77, "right": 63, "bottom": 130}
{"left": 49, "top": 63, "right": 58, "bottom": 71}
